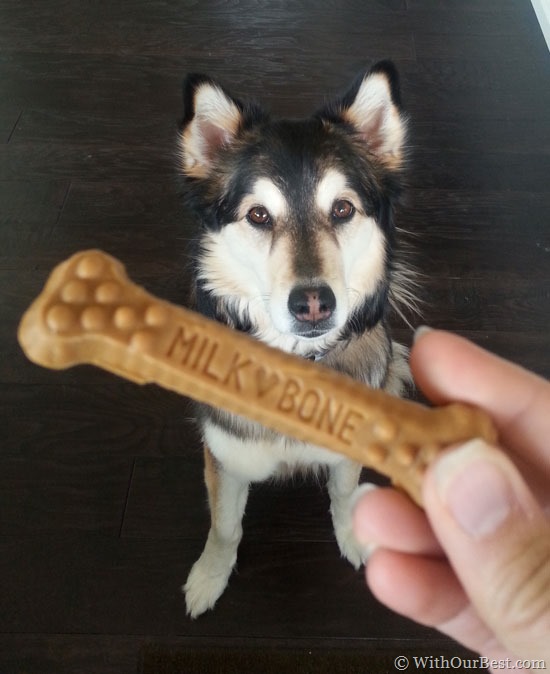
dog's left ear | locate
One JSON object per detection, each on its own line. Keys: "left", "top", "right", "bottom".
{"left": 179, "top": 74, "right": 246, "bottom": 179}
{"left": 321, "top": 61, "right": 406, "bottom": 169}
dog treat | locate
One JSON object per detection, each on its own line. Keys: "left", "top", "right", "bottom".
{"left": 18, "top": 250, "right": 497, "bottom": 506}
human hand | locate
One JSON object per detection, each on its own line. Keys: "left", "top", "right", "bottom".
{"left": 353, "top": 329, "right": 550, "bottom": 664}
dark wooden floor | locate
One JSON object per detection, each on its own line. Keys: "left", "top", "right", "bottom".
{"left": 1, "top": 1, "right": 549, "bottom": 672}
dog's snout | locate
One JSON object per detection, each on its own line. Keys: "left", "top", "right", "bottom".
{"left": 288, "top": 285, "right": 336, "bottom": 324}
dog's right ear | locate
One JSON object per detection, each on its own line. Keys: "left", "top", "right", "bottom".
{"left": 319, "top": 61, "right": 407, "bottom": 170}
{"left": 179, "top": 75, "right": 245, "bottom": 179}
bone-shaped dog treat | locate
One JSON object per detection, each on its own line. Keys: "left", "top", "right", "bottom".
{"left": 18, "top": 250, "right": 497, "bottom": 506}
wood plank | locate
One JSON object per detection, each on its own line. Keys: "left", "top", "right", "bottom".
{"left": 404, "top": 7, "right": 542, "bottom": 36}
{"left": 0, "top": 180, "right": 69, "bottom": 226}
{"left": 398, "top": 189, "right": 550, "bottom": 240}
{"left": 0, "top": 104, "right": 21, "bottom": 143}
{"left": 0, "top": 51, "right": 411, "bottom": 132}
{"left": 0, "top": 454, "right": 133, "bottom": 535}
{"left": 0, "top": 1, "right": 409, "bottom": 56}
{"left": 418, "top": 277, "right": 550, "bottom": 337}
{"left": 412, "top": 238, "right": 550, "bottom": 279}
{"left": 410, "top": 149, "right": 550, "bottom": 192}
{"left": 0, "top": 52, "right": 183, "bottom": 122}
{"left": 0, "top": 634, "right": 142, "bottom": 674}
{"left": 414, "top": 31, "right": 549, "bottom": 62}
{"left": 0, "top": 380, "right": 197, "bottom": 456}
{"left": 3, "top": 52, "right": 549, "bottom": 144}
{"left": 0, "top": 142, "right": 173, "bottom": 181}
{"left": 0, "top": 633, "right": 470, "bottom": 674}
{"left": 11, "top": 107, "right": 179, "bottom": 148}
{"left": 407, "top": 0, "right": 528, "bottom": 11}
{"left": 408, "top": 118, "right": 550, "bottom": 156}
{"left": 0, "top": 536, "right": 438, "bottom": 640}
{"left": 0, "top": 225, "right": 193, "bottom": 284}
{"left": 3, "top": 139, "right": 550, "bottom": 192}
{"left": 58, "top": 181, "right": 183, "bottom": 226}
{"left": 402, "top": 61, "right": 550, "bottom": 123}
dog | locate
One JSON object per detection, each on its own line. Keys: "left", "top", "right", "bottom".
{"left": 177, "top": 61, "right": 416, "bottom": 618}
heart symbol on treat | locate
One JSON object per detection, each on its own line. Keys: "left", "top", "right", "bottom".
{"left": 255, "top": 367, "right": 281, "bottom": 397}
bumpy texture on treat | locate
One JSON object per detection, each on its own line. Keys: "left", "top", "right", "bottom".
{"left": 18, "top": 250, "right": 498, "bottom": 506}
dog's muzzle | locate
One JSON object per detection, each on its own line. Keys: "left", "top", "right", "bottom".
{"left": 287, "top": 284, "right": 336, "bottom": 337}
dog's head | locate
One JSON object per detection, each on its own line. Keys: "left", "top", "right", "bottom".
{"left": 178, "top": 62, "right": 407, "bottom": 357}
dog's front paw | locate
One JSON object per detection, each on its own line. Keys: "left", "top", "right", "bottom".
{"left": 183, "top": 546, "right": 236, "bottom": 619}
{"left": 331, "top": 483, "right": 378, "bottom": 569}
{"left": 333, "top": 524, "right": 376, "bottom": 569}
{"left": 184, "top": 561, "right": 229, "bottom": 619}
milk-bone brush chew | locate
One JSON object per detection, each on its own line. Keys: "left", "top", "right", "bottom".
{"left": 18, "top": 250, "right": 497, "bottom": 507}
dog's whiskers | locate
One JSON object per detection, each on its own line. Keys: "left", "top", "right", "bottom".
{"left": 390, "top": 261, "right": 424, "bottom": 329}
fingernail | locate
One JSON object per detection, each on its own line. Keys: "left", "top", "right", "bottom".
{"left": 413, "top": 325, "right": 433, "bottom": 343}
{"left": 434, "top": 440, "right": 516, "bottom": 539}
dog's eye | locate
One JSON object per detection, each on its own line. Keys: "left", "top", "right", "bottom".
{"left": 332, "top": 199, "right": 355, "bottom": 221}
{"left": 247, "top": 206, "right": 272, "bottom": 227}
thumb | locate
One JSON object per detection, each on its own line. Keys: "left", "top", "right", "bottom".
{"left": 424, "top": 439, "right": 550, "bottom": 660}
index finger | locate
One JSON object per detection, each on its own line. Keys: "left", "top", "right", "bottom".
{"left": 410, "top": 330, "right": 550, "bottom": 476}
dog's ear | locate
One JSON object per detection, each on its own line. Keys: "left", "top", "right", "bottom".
{"left": 320, "top": 61, "right": 406, "bottom": 169}
{"left": 179, "top": 75, "right": 245, "bottom": 178}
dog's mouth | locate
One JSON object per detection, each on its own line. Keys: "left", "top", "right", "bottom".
{"left": 290, "top": 320, "right": 341, "bottom": 363}
{"left": 292, "top": 323, "right": 334, "bottom": 339}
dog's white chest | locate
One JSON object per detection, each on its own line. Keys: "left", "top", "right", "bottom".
{"left": 203, "top": 421, "right": 344, "bottom": 482}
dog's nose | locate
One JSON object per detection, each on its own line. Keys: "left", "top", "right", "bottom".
{"left": 288, "top": 285, "right": 336, "bottom": 323}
